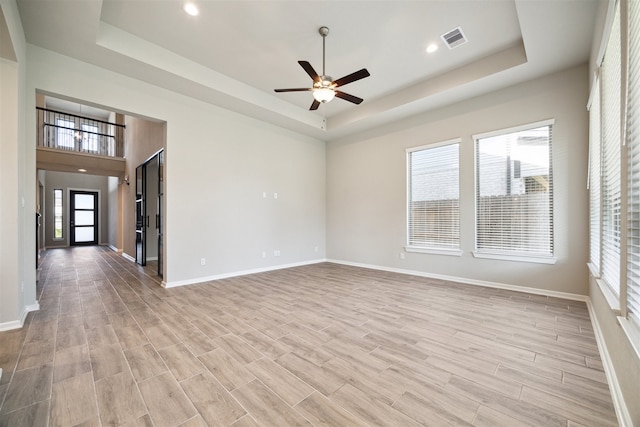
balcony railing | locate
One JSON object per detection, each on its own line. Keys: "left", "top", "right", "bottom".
{"left": 37, "top": 107, "right": 125, "bottom": 158}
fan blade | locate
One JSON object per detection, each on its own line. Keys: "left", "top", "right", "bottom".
{"left": 335, "top": 91, "right": 363, "bottom": 105}
{"left": 299, "top": 61, "right": 319, "bottom": 81}
{"left": 333, "top": 68, "right": 370, "bottom": 88}
{"left": 274, "top": 88, "right": 312, "bottom": 92}
{"left": 309, "top": 99, "right": 321, "bottom": 110}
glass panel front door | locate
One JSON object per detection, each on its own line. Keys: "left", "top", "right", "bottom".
{"left": 70, "top": 190, "right": 98, "bottom": 245}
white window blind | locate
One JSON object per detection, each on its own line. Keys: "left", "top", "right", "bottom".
{"left": 407, "top": 141, "right": 460, "bottom": 250}
{"left": 601, "top": 2, "right": 622, "bottom": 295}
{"left": 627, "top": 0, "right": 640, "bottom": 328}
{"left": 589, "top": 78, "right": 602, "bottom": 275}
{"left": 475, "top": 121, "right": 554, "bottom": 258}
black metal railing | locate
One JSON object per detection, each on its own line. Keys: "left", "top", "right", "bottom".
{"left": 37, "top": 107, "right": 125, "bottom": 158}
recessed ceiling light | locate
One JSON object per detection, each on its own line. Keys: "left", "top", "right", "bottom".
{"left": 78, "top": 169, "right": 87, "bottom": 173}
{"left": 426, "top": 43, "right": 439, "bottom": 54}
{"left": 183, "top": 2, "right": 199, "bottom": 16}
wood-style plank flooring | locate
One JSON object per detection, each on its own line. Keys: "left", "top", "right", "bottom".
{"left": 0, "top": 246, "right": 618, "bottom": 426}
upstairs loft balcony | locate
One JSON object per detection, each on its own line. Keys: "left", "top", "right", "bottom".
{"left": 36, "top": 107, "right": 126, "bottom": 177}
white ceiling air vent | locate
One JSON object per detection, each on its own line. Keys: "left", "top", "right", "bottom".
{"left": 441, "top": 26, "right": 467, "bottom": 49}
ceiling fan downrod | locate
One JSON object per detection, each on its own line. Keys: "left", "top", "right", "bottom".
{"left": 319, "top": 26, "right": 329, "bottom": 77}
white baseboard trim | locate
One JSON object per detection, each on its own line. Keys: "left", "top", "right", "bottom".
{"left": 107, "top": 244, "right": 123, "bottom": 254}
{"left": 147, "top": 257, "right": 158, "bottom": 261}
{"left": 0, "top": 302, "right": 40, "bottom": 332}
{"left": 163, "top": 258, "right": 326, "bottom": 288}
{"left": 122, "top": 252, "right": 135, "bottom": 263}
{"left": 586, "top": 299, "right": 632, "bottom": 427}
{"left": 0, "top": 319, "right": 22, "bottom": 331}
{"left": 326, "top": 259, "right": 588, "bottom": 302}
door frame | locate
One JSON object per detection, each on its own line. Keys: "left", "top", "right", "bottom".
{"left": 69, "top": 189, "right": 99, "bottom": 246}
{"left": 135, "top": 164, "right": 146, "bottom": 265}
{"left": 135, "top": 149, "right": 164, "bottom": 278}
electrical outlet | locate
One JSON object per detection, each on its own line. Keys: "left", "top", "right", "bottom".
{"left": 262, "top": 251, "right": 267, "bottom": 258}
{"left": 200, "top": 258, "right": 206, "bottom": 266}
{"left": 274, "top": 193, "right": 278, "bottom": 199}
{"left": 314, "top": 246, "right": 319, "bottom": 253}
{"left": 399, "top": 253, "right": 405, "bottom": 260}
{"left": 274, "top": 250, "right": 281, "bottom": 257}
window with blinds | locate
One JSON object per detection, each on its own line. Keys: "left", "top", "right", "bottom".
{"left": 474, "top": 121, "right": 554, "bottom": 259}
{"left": 589, "top": 78, "right": 602, "bottom": 275}
{"left": 627, "top": 0, "right": 640, "bottom": 328}
{"left": 407, "top": 140, "right": 460, "bottom": 252}
{"left": 601, "top": 2, "right": 622, "bottom": 295}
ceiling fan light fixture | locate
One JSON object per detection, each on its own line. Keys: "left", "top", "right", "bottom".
{"left": 313, "top": 87, "right": 336, "bottom": 103}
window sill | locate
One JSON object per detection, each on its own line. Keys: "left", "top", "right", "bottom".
{"left": 617, "top": 317, "right": 640, "bottom": 362}
{"left": 587, "top": 262, "right": 600, "bottom": 279}
{"left": 472, "top": 251, "right": 557, "bottom": 264}
{"left": 405, "top": 246, "right": 463, "bottom": 257}
{"left": 594, "top": 276, "right": 621, "bottom": 314}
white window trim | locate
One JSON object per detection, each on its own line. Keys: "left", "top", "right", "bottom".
{"left": 595, "top": 275, "right": 623, "bottom": 313}
{"left": 472, "top": 118, "right": 556, "bottom": 142}
{"left": 472, "top": 251, "right": 557, "bottom": 265}
{"left": 406, "top": 137, "right": 461, "bottom": 154}
{"left": 587, "top": 72, "right": 603, "bottom": 278}
{"left": 473, "top": 119, "right": 556, "bottom": 263}
{"left": 406, "top": 138, "right": 461, "bottom": 252}
{"left": 588, "top": 262, "right": 601, "bottom": 279}
{"left": 618, "top": 317, "right": 640, "bottom": 360}
{"left": 405, "top": 246, "right": 463, "bottom": 256}
{"left": 53, "top": 188, "right": 64, "bottom": 241}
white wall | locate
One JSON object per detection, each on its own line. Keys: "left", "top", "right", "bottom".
{"left": 327, "top": 65, "right": 589, "bottom": 296}
{"left": 26, "top": 45, "right": 326, "bottom": 287}
{"left": 0, "top": 0, "right": 35, "bottom": 330}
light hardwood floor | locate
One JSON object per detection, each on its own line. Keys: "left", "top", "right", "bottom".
{"left": 0, "top": 246, "right": 618, "bottom": 426}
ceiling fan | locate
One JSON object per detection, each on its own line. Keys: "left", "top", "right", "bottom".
{"left": 274, "top": 26, "right": 370, "bottom": 111}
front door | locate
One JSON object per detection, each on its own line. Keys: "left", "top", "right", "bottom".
{"left": 70, "top": 190, "right": 98, "bottom": 246}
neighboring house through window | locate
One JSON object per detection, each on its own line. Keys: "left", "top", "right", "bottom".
{"left": 474, "top": 120, "right": 555, "bottom": 263}
{"left": 406, "top": 139, "right": 460, "bottom": 254}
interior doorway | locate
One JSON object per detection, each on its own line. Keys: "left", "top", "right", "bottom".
{"left": 70, "top": 190, "right": 98, "bottom": 246}
{"left": 135, "top": 150, "right": 164, "bottom": 278}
